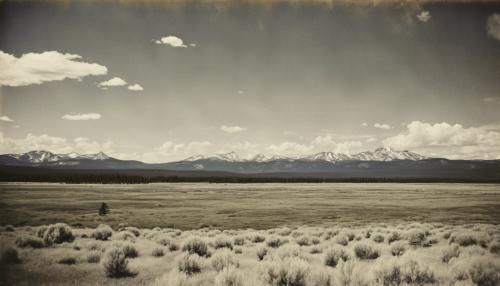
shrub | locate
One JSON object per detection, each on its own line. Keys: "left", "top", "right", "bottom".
{"left": 267, "top": 236, "right": 288, "bottom": 248}
{"left": 214, "top": 236, "right": 233, "bottom": 250}
{"left": 86, "top": 242, "right": 102, "bottom": 251}
{"left": 182, "top": 237, "right": 210, "bottom": 257}
{"left": 257, "top": 246, "right": 268, "bottom": 261}
{"left": 92, "top": 224, "right": 113, "bottom": 241}
{"left": 441, "top": 245, "right": 460, "bottom": 263}
{"left": 307, "top": 268, "right": 334, "bottom": 286}
{"left": 4, "top": 225, "right": 15, "bottom": 232}
{"left": 452, "top": 256, "right": 500, "bottom": 286}
{"left": 0, "top": 246, "right": 20, "bottom": 264}
{"left": 296, "top": 236, "right": 311, "bottom": 246}
{"left": 177, "top": 253, "right": 203, "bottom": 275}
{"left": 324, "top": 246, "right": 350, "bottom": 268}
{"left": 449, "top": 231, "right": 490, "bottom": 248}
{"left": 372, "top": 233, "right": 385, "bottom": 243}
{"left": 233, "top": 236, "right": 245, "bottom": 246}
{"left": 333, "top": 235, "right": 349, "bottom": 246}
{"left": 311, "top": 237, "right": 321, "bottom": 245}
{"left": 58, "top": 256, "right": 77, "bottom": 265}
{"left": 234, "top": 248, "right": 242, "bottom": 254}
{"left": 214, "top": 266, "right": 244, "bottom": 286}
{"left": 169, "top": 242, "right": 180, "bottom": 252}
{"left": 102, "top": 247, "right": 131, "bottom": 278}
{"left": 260, "top": 257, "right": 310, "bottom": 286}
{"left": 404, "top": 229, "right": 427, "bottom": 247}
{"left": 87, "top": 251, "right": 101, "bottom": 263}
{"left": 390, "top": 241, "right": 409, "bottom": 256}
{"left": 36, "top": 225, "right": 48, "bottom": 238}
{"left": 114, "top": 231, "right": 136, "bottom": 242}
{"left": 310, "top": 246, "right": 322, "bottom": 254}
{"left": 43, "top": 223, "right": 74, "bottom": 246}
{"left": 121, "top": 243, "right": 139, "bottom": 258}
{"left": 387, "top": 231, "right": 401, "bottom": 244}
{"left": 489, "top": 240, "right": 500, "bottom": 254}
{"left": 374, "top": 256, "right": 436, "bottom": 285}
{"left": 211, "top": 249, "right": 239, "bottom": 272}
{"left": 339, "top": 229, "right": 355, "bottom": 241}
{"left": 251, "top": 234, "right": 266, "bottom": 243}
{"left": 152, "top": 248, "right": 164, "bottom": 257}
{"left": 353, "top": 242, "right": 380, "bottom": 260}
{"left": 124, "top": 227, "right": 141, "bottom": 237}
{"left": 15, "top": 236, "right": 44, "bottom": 248}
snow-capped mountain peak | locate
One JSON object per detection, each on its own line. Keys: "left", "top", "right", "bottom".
{"left": 251, "top": 154, "right": 270, "bottom": 162}
{"left": 351, "top": 147, "right": 426, "bottom": 161}
{"left": 213, "top": 151, "right": 240, "bottom": 162}
{"left": 303, "top": 152, "right": 351, "bottom": 162}
{"left": 7, "top": 150, "right": 112, "bottom": 163}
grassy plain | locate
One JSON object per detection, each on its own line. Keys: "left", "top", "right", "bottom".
{"left": 0, "top": 183, "right": 499, "bottom": 229}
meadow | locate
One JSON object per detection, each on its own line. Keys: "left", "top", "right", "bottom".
{"left": 0, "top": 183, "right": 499, "bottom": 285}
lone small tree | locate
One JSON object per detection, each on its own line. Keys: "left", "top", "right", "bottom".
{"left": 99, "top": 202, "right": 110, "bottom": 216}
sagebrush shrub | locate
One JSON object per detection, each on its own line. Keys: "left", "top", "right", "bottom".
{"left": 251, "top": 234, "right": 266, "bottom": 243}
{"left": 334, "top": 235, "right": 349, "bottom": 246}
{"left": 267, "top": 236, "right": 288, "bottom": 248}
{"left": 233, "top": 236, "right": 245, "bottom": 246}
{"left": 452, "top": 256, "right": 500, "bottom": 286}
{"left": 57, "top": 256, "right": 77, "bottom": 265}
{"left": 182, "top": 237, "right": 210, "bottom": 257}
{"left": 92, "top": 224, "right": 113, "bottom": 241}
{"left": 404, "top": 229, "right": 427, "bottom": 247}
{"left": 354, "top": 242, "right": 380, "bottom": 260}
{"left": 87, "top": 251, "right": 101, "bottom": 263}
{"left": 387, "top": 231, "right": 401, "bottom": 244}
{"left": 0, "top": 246, "right": 20, "bottom": 264}
{"left": 15, "top": 236, "right": 44, "bottom": 248}
{"left": 152, "top": 248, "right": 164, "bottom": 257}
{"left": 114, "top": 231, "right": 136, "bottom": 242}
{"left": 449, "top": 231, "right": 490, "bottom": 248}
{"left": 295, "top": 236, "right": 311, "bottom": 246}
{"left": 124, "top": 227, "right": 141, "bottom": 237}
{"left": 390, "top": 241, "right": 409, "bottom": 256}
{"left": 214, "top": 236, "right": 233, "bottom": 250}
{"left": 102, "top": 247, "right": 131, "bottom": 278}
{"left": 324, "top": 246, "right": 350, "bottom": 268}
{"left": 489, "top": 240, "right": 500, "bottom": 254}
{"left": 214, "top": 266, "right": 244, "bottom": 286}
{"left": 211, "top": 249, "right": 239, "bottom": 272}
{"left": 374, "top": 255, "right": 436, "bottom": 286}
{"left": 43, "top": 223, "right": 74, "bottom": 246}
{"left": 177, "top": 252, "right": 203, "bottom": 275}
{"left": 441, "top": 245, "right": 460, "bottom": 263}
{"left": 257, "top": 246, "right": 268, "bottom": 261}
{"left": 260, "top": 257, "right": 310, "bottom": 286}
{"left": 36, "top": 225, "right": 48, "bottom": 238}
{"left": 121, "top": 243, "right": 138, "bottom": 258}
{"left": 372, "top": 233, "right": 385, "bottom": 243}
{"left": 4, "top": 225, "right": 15, "bottom": 232}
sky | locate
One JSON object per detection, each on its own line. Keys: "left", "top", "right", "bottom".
{"left": 1, "top": 0, "right": 500, "bottom": 162}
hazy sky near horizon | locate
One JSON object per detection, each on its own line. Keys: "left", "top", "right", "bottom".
{"left": 1, "top": 1, "right": 500, "bottom": 162}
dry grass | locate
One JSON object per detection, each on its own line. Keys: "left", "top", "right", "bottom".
{"left": 0, "top": 222, "right": 499, "bottom": 285}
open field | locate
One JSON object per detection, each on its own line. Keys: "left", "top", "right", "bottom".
{"left": 0, "top": 183, "right": 499, "bottom": 229}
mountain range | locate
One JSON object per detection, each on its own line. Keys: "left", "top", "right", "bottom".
{"left": 1, "top": 148, "right": 499, "bottom": 180}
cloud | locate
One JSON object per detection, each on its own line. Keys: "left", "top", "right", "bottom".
{"left": 487, "top": 13, "right": 500, "bottom": 42}
{"left": 61, "top": 113, "right": 101, "bottom": 120}
{"left": 0, "top": 51, "right": 107, "bottom": 87}
{"left": 417, "top": 11, "right": 431, "bottom": 22}
{"left": 374, "top": 123, "right": 392, "bottom": 130}
{"left": 128, "top": 84, "right": 144, "bottom": 91}
{"left": 483, "top": 97, "right": 500, "bottom": 103}
{"left": 0, "top": 116, "right": 14, "bottom": 122}
{"left": 97, "top": 77, "right": 127, "bottom": 89}
{"left": 220, "top": 125, "right": 247, "bottom": 133}
{"left": 155, "top": 36, "right": 189, "bottom": 48}
{"left": 383, "top": 121, "right": 500, "bottom": 159}
{"left": 361, "top": 122, "right": 368, "bottom": 127}
{"left": 0, "top": 132, "right": 114, "bottom": 155}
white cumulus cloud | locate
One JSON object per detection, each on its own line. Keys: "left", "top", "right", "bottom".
{"left": 383, "top": 121, "right": 500, "bottom": 159}
{"left": 0, "top": 50, "right": 107, "bottom": 87}
{"left": 487, "top": 13, "right": 500, "bottom": 42}
{"left": 374, "top": 123, "right": 392, "bottom": 130}
{"left": 0, "top": 132, "right": 113, "bottom": 155}
{"left": 0, "top": 116, "right": 14, "bottom": 122}
{"left": 155, "top": 36, "right": 189, "bottom": 48}
{"left": 220, "top": 125, "right": 247, "bottom": 133}
{"left": 97, "top": 77, "right": 127, "bottom": 89}
{"left": 61, "top": 113, "right": 101, "bottom": 121}
{"left": 417, "top": 11, "right": 431, "bottom": 22}
{"left": 128, "top": 84, "right": 144, "bottom": 91}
